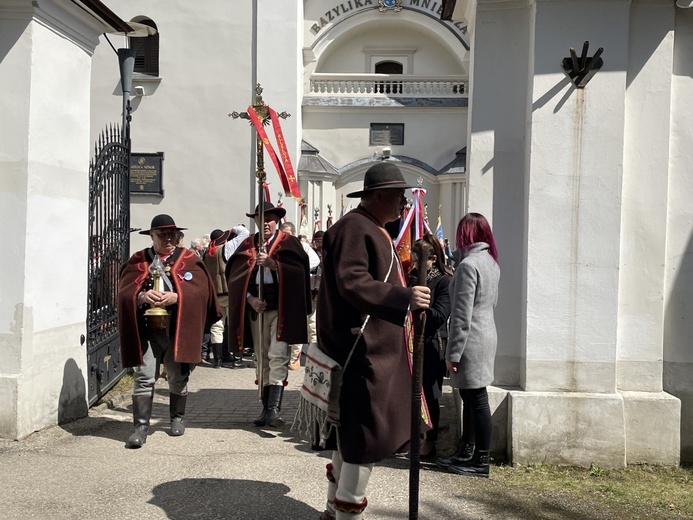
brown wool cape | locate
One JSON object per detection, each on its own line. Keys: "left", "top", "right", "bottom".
{"left": 225, "top": 230, "right": 312, "bottom": 352}
{"left": 317, "top": 206, "right": 413, "bottom": 465}
{"left": 118, "top": 247, "right": 221, "bottom": 368}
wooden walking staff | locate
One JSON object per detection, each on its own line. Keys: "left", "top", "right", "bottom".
{"left": 229, "top": 84, "right": 291, "bottom": 359}
{"left": 409, "top": 246, "right": 429, "bottom": 519}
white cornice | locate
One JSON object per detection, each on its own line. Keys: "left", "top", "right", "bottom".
{"left": 30, "top": 0, "right": 109, "bottom": 55}
{"left": 477, "top": 0, "right": 535, "bottom": 11}
{"left": 437, "top": 173, "right": 467, "bottom": 184}
{"left": 299, "top": 171, "right": 340, "bottom": 182}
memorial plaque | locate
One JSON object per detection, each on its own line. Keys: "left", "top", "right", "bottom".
{"left": 369, "top": 123, "right": 404, "bottom": 146}
{"left": 130, "top": 152, "right": 164, "bottom": 195}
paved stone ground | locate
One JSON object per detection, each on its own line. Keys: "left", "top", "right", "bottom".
{"left": 0, "top": 357, "right": 676, "bottom": 519}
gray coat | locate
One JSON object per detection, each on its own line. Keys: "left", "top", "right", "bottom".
{"left": 447, "top": 242, "right": 500, "bottom": 389}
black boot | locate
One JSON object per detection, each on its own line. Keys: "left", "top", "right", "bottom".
{"left": 232, "top": 353, "right": 245, "bottom": 368}
{"left": 211, "top": 344, "right": 223, "bottom": 368}
{"left": 169, "top": 393, "right": 187, "bottom": 437}
{"left": 436, "top": 439, "right": 475, "bottom": 469}
{"left": 448, "top": 450, "right": 490, "bottom": 478}
{"left": 253, "top": 386, "right": 270, "bottom": 426}
{"left": 266, "top": 384, "right": 285, "bottom": 428}
{"left": 126, "top": 394, "right": 153, "bottom": 449}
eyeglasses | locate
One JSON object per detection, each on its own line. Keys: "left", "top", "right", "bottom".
{"left": 153, "top": 230, "right": 177, "bottom": 239}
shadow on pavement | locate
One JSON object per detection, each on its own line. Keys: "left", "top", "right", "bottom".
{"left": 149, "top": 478, "right": 319, "bottom": 520}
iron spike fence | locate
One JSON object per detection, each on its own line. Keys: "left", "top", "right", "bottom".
{"left": 87, "top": 122, "right": 130, "bottom": 405}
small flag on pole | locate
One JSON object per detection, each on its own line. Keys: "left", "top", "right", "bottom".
{"left": 435, "top": 205, "right": 444, "bottom": 241}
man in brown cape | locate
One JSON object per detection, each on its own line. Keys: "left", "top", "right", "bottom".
{"left": 316, "top": 162, "right": 431, "bottom": 520}
{"left": 118, "top": 214, "right": 221, "bottom": 448}
{"left": 226, "top": 202, "right": 311, "bottom": 428}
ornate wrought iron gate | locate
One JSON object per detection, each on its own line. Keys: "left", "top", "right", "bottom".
{"left": 87, "top": 124, "right": 130, "bottom": 405}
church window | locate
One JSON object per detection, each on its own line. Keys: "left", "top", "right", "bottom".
{"left": 129, "top": 19, "right": 159, "bottom": 76}
{"left": 375, "top": 60, "right": 403, "bottom": 94}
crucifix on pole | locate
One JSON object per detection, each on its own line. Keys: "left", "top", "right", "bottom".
{"left": 229, "top": 84, "right": 291, "bottom": 357}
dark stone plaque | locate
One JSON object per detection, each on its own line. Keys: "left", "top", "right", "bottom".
{"left": 369, "top": 123, "right": 404, "bottom": 146}
{"left": 130, "top": 152, "right": 164, "bottom": 195}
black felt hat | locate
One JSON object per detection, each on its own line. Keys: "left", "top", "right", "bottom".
{"left": 245, "top": 202, "right": 287, "bottom": 220}
{"left": 138, "top": 214, "right": 187, "bottom": 235}
{"left": 210, "top": 229, "right": 232, "bottom": 246}
{"left": 346, "top": 162, "right": 415, "bottom": 198}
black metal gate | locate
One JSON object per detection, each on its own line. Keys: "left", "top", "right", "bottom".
{"left": 87, "top": 124, "right": 130, "bottom": 405}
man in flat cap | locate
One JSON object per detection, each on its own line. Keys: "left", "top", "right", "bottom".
{"left": 314, "top": 163, "right": 431, "bottom": 520}
{"left": 118, "top": 214, "right": 221, "bottom": 448}
{"left": 226, "top": 202, "right": 312, "bottom": 428}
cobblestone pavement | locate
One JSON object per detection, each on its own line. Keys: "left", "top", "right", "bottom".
{"left": 0, "top": 357, "right": 655, "bottom": 520}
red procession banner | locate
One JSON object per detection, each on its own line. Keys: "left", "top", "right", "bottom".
{"left": 245, "top": 106, "right": 302, "bottom": 201}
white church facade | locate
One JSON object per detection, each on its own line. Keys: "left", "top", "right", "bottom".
{"left": 2, "top": 0, "right": 693, "bottom": 467}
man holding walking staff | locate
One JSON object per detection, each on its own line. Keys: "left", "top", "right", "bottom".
{"left": 314, "top": 162, "right": 431, "bottom": 520}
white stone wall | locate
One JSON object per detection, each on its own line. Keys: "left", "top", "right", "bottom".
{"left": 0, "top": 0, "right": 103, "bottom": 438}
{"left": 664, "top": 7, "right": 693, "bottom": 463}
{"left": 618, "top": 2, "right": 674, "bottom": 393}
{"left": 90, "top": 1, "right": 261, "bottom": 249}
{"left": 465, "top": 0, "right": 683, "bottom": 465}
{"left": 466, "top": 1, "right": 533, "bottom": 387}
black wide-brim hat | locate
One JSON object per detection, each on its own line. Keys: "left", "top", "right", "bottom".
{"left": 346, "top": 162, "right": 415, "bottom": 198}
{"left": 138, "top": 214, "right": 187, "bottom": 235}
{"left": 210, "top": 228, "right": 232, "bottom": 246}
{"left": 245, "top": 201, "right": 287, "bottom": 220}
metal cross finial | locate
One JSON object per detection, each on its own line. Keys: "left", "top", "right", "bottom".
{"left": 228, "top": 83, "right": 293, "bottom": 352}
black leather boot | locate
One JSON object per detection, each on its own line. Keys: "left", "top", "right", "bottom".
{"left": 448, "top": 450, "right": 490, "bottom": 478}
{"left": 169, "top": 393, "right": 187, "bottom": 436}
{"left": 253, "top": 386, "right": 270, "bottom": 426}
{"left": 126, "top": 394, "right": 153, "bottom": 448}
{"left": 436, "top": 439, "right": 475, "bottom": 469}
{"left": 231, "top": 352, "right": 245, "bottom": 368}
{"left": 211, "top": 344, "right": 223, "bottom": 368}
{"left": 266, "top": 384, "right": 285, "bottom": 428}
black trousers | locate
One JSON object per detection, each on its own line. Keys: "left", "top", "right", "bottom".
{"left": 459, "top": 387, "right": 492, "bottom": 451}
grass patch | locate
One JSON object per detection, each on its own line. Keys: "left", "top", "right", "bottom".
{"left": 493, "top": 462, "right": 693, "bottom": 518}
{"left": 94, "top": 373, "right": 133, "bottom": 407}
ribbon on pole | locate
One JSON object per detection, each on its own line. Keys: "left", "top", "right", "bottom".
{"left": 411, "top": 187, "right": 427, "bottom": 241}
{"left": 262, "top": 182, "right": 271, "bottom": 203}
{"left": 395, "top": 206, "right": 414, "bottom": 279}
{"left": 246, "top": 106, "right": 303, "bottom": 201}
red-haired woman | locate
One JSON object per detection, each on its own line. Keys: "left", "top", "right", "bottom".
{"left": 437, "top": 212, "right": 500, "bottom": 478}
{"left": 408, "top": 234, "right": 452, "bottom": 460}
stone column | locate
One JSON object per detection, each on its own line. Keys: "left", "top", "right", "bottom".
{"left": 664, "top": 6, "right": 693, "bottom": 463}
{"left": 466, "top": 0, "right": 681, "bottom": 466}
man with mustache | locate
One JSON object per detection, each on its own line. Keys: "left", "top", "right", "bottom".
{"left": 118, "top": 214, "right": 221, "bottom": 448}
{"left": 226, "top": 202, "right": 312, "bottom": 428}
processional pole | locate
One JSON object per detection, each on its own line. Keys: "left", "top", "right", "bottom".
{"left": 229, "top": 84, "right": 291, "bottom": 358}
{"left": 409, "top": 245, "right": 429, "bottom": 519}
